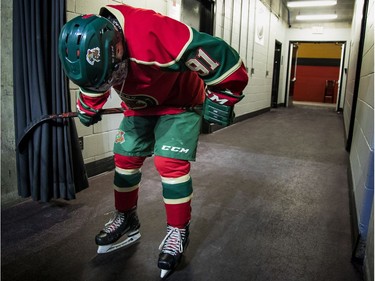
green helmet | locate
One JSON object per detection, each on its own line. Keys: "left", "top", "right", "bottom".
{"left": 58, "top": 14, "right": 128, "bottom": 92}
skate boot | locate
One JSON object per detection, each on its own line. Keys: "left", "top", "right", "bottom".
{"left": 158, "top": 223, "right": 190, "bottom": 278}
{"left": 95, "top": 207, "right": 141, "bottom": 254}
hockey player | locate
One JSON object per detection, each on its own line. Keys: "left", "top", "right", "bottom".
{"left": 58, "top": 3, "right": 248, "bottom": 278}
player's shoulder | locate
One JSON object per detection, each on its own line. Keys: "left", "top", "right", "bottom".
{"left": 105, "top": 4, "right": 164, "bottom": 23}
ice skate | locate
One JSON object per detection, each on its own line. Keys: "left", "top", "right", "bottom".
{"left": 158, "top": 223, "right": 189, "bottom": 278}
{"left": 95, "top": 208, "right": 141, "bottom": 254}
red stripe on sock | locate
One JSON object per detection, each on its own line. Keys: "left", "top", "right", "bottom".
{"left": 114, "top": 189, "right": 139, "bottom": 212}
{"left": 164, "top": 201, "right": 191, "bottom": 228}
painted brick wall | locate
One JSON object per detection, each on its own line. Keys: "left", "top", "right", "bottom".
{"left": 215, "top": 0, "right": 288, "bottom": 114}
{"left": 347, "top": 0, "right": 374, "bottom": 276}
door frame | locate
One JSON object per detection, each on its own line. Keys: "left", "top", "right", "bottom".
{"left": 336, "top": 42, "right": 347, "bottom": 112}
{"left": 284, "top": 40, "right": 346, "bottom": 109}
{"left": 284, "top": 42, "right": 298, "bottom": 107}
{"left": 271, "top": 40, "right": 282, "bottom": 108}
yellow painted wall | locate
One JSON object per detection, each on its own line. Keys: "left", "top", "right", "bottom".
{"left": 298, "top": 43, "right": 342, "bottom": 58}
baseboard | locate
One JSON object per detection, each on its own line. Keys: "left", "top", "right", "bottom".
{"left": 85, "top": 156, "right": 115, "bottom": 178}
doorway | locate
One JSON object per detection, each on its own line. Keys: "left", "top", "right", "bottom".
{"left": 285, "top": 42, "right": 346, "bottom": 109}
{"left": 285, "top": 43, "right": 299, "bottom": 107}
{"left": 181, "top": 0, "right": 214, "bottom": 34}
{"left": 271, "top": 40, "right": 282, "bottom": 108}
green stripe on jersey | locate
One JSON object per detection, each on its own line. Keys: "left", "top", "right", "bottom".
{"left": 164, "top": 27, "right": 241, "bottom": 85}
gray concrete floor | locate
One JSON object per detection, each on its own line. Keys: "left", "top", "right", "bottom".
{"left": 2, "top": 105, "right": 363, "bottom": 281}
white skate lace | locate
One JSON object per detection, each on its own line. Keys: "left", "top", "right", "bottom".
{"left": 103, "top": 212, "right": 125, "bottom": 234}
{"left": 158, "top": 226, "right": 185, "bottom": 256}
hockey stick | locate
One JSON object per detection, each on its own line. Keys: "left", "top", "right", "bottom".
{"left": 17, "top": 107, "right": 124, "bottom": 152}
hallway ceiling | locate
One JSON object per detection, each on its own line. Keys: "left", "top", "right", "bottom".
{"left": 285, "top": 0, "right": 356, "bottom": 27}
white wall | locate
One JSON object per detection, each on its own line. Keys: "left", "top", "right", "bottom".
{"left": 343, "top": 0, "right": 366, "bottom": 138}
{"left": 214, "top": 0, "right": 289, "bottom": 114}
{"left": 344, "top": 0, "right": 374, "bottom": 212}
{"left": 343, "top": 0, "right": 374, "bottom": 278}
{"left": 349, "top": 0, "right": 374, "bottom": 236}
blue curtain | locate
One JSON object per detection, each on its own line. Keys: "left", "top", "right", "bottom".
{"left": 13, "top": 0, "right": 89, "bottom": 201}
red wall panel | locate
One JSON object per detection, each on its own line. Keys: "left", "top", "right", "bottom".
{"left": 293, "top": 66, "right": 340, "bottom": 103}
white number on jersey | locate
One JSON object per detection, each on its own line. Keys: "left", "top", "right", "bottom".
{"left": 185, "top": 48, "right": 220, "bottom": 76}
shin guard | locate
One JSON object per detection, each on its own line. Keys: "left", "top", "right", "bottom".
{"left": 154, "top": 156, "right": 192, "bottom": 228}
{"left": 114, "top": 154, "right": 146, "bottom": 212}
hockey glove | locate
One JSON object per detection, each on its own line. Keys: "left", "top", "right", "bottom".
{"left": 203, "top": 88, "right": 244, "bottom": 126}
{"left": 77, "top": 92, "right": 102, "bottom": 127}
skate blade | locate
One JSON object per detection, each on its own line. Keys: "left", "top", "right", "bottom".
{"left": 97, "top": 231, "right": 141, "bottom": 254}
{"left": 160, "top": 269, "right": 171, "bottom": 279}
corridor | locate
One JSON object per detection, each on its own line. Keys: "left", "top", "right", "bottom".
{"left": 1, "top": 104, "right": 363, "bottom": 281}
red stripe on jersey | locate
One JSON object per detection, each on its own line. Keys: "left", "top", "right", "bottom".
{"left": 107, "top": 4, "right": 191, "bottom": 64}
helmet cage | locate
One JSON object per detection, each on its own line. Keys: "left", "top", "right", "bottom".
{"left": 84, "top": 59, "right": 128, "bottom": 93}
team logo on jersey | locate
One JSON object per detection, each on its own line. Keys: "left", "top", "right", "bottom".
{"left": 116, "top": 92, "right": 158, "bottom": 110}
{"left": 115, "top": 130, "right": 125, "bottom": 144}
{"left": 86, "top": 47, "right": 101, "bottom": 65}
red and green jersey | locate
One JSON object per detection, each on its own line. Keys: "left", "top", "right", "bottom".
{"left": 81, "top": 4, "right": 248, "bottom": 116}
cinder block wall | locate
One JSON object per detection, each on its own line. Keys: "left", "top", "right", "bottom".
{"left": 1, "top": 0, "right": 18, "bottom": 205}
{"left": 346, "top": 0, "right": 374, "bottom": 276}
{"left": 215, "top": 0, "right": 289, "bottom": 114}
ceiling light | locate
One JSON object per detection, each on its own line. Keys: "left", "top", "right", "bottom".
{"left": 287, "top": 1, "right": 337, "bottom": 8}
{"left": 296, "top": 14, "right": 338, "bottom": 20}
